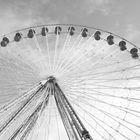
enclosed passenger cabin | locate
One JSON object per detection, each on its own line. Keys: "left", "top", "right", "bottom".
{"left": 68, "top": 26, "right": 75, "bottom": 36}
{"left": 94, "top": 31, "right": 101, "bottom": 40}
{"left": 130, "top": 48, "right": 139, "bottom": 59}
{"left": 81, "top": 28, "right": 88, "bottom": 37}
{"left": 14, "top": 33, "right": 22, "bottom": 42}
{"left": 55, "top": 26, "right": 62, "bottom": 35}
{"left": 119, "top": 41, "right": 127, "bottom": 51}
{"left": 41, "top": 27, "right": 48, "bottom": 36}
{"left": 107, "top": 35, "right": 114, "bottom": 45}
{"left": 1, "top": 37, "right": 9, "bottom": 47}
{"left": 27, "top": 29, "right": 35, "bottom": 38}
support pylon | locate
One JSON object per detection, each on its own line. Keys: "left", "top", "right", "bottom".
{"left": 0, "top": 76, "right": 93, "bottom": 140}
{"left": 47, "top": 76, "right": 93, "bottom": 140}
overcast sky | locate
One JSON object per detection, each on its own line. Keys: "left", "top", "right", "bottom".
{"left": 0, "top": 0, "right": 140, "bottom": 46}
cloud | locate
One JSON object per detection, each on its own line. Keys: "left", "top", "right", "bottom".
{"left": 125, "top": 24, "right": 140, "bottom": 45}
{"left": 83, "top": 0, "right": 113, "bottom": 15}
{"left": 0, "top": 0, "right": 58, "bottom": 36}
{"left": 0, "top": 9, "right": 30, "bottom": 35}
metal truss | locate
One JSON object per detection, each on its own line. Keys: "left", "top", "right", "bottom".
{"left": 0, "top": 76, "right": 93, "bottom": 140}
{"left": 48, "top": 76, "right": 93, "bottom": 140}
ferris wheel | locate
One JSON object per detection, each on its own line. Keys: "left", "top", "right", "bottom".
{"left": 0, "top": 24, "right": 140, "bottom": 140}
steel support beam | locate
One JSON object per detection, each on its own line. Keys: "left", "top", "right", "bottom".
{"left": 47, "top": 76, "right": 93, "bottom": 140}
{"left": 1, "top": 76, "right": 93, "bottom": 140}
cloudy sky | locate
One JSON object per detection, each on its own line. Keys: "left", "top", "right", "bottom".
{"left": 0, "top": 0, "right": 140, "bottom": 46}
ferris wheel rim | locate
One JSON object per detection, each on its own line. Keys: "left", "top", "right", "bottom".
{"left": 1, "top": 23, "right": 139, "bottom": 50}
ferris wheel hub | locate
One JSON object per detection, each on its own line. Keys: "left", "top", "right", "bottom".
{"left": 47, "top": 75, "right": 56, "bottom": 83}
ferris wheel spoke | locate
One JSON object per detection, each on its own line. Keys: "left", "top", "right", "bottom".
{"left": 60, "top": 47, "right": 121, "bottom": 76}
{"left": 53, "top": 33, "right": 59, "bottom": 72}
{"left": 55, "top": 32, "right": 71, "bottom": 73}
{"left": 59, "top": 75, "right": 137, "bottom": 85}
{"left": 33, "top": 34, "right": 50, "bottom": 74}
{"left": 72, "top": 96, "right": 140, "bottom": 139}
{"left": 0, "top": 82, "right": 42, "bottom": 114}
{"left": 85, "top": 67, "right": 140, "bottom": 80}
{"left": 59, "top": 80, "right": 140, "bottom": 92}
{"left": 55, "top": 105, "right": 60, "bottom": 140}
{"left": 80, "top": 99, "right": 140, "bottom": 137}
{"left": 57, "top": 30, "right": 97, "bottom": 74}
{"left": 0, "top": 54, "right": 29, "bottom": 73}
{"left": 58, "top": 37, "right": 114, "bottom": 73}
{"left": 21, "top": 115, "right": 39, "bottom": 140}
{"left": 33, "top": 34, "right": 42, "bottom": 52}
{"left": 66, "top": 91, "right": 140, "bottom": 120}
{"left": 43, "top": 111, "right": 48, "bottom": 140}
{"left": 73, "top": 91, "right": 140, "bottom": 115}
{"left": 56, "top": 31, "right": 82, "bottom": 74}
{"left": 0, "top": 83, "right": 46, "bottom": 136}
{"left": 55, "top": 37, "right": 72, "bottom": 74}
{"left": 59, "top": 60, "right": 138, "bottom": 84}
{"left": 70, "top": 99, "right": 131, "bottom": 140}
{"left": 76, "top": 112, "right": 117, "bottom": 140}
{"left": 0, "top": 80, "right": 42, "bottom": 108}
{"left": 47, "top": 96, "right": 52, "bottom": 140}
{"left": 61, "top": 58, "right": 138, "bottom": 80}
{"left": 9, "top": 83, "right": 50, "bottom": 140}
{"left": 65, "top": 87, "right": 140, "bottom": 104}
{"left": 89, "top": 59, "right": 140, "bottom": 74}
{"left": 63, "top": 51, "right": 133, "bottom": 78}
{"left": 68, "top": 94, "right": 140, "bottom": 129}
{"left": 45, "top": 34, "right": 51, "bottom": 73}
{"left": 8, "top": 101, "right": 43, "bottom": 140}
{"left": 78, "top": 77, "right": 140, "bottom": 85}
{"left": 56, "top": 32, "right": 85, "bottom": 74}
{"left": 23, "top": 35, "right": 48, "bottom": 69}
{"left": 87, "top": 88, "right": 140, "bottom": 103}
{"left": 0, "top": 61, "right": 36, "bottom": 81}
